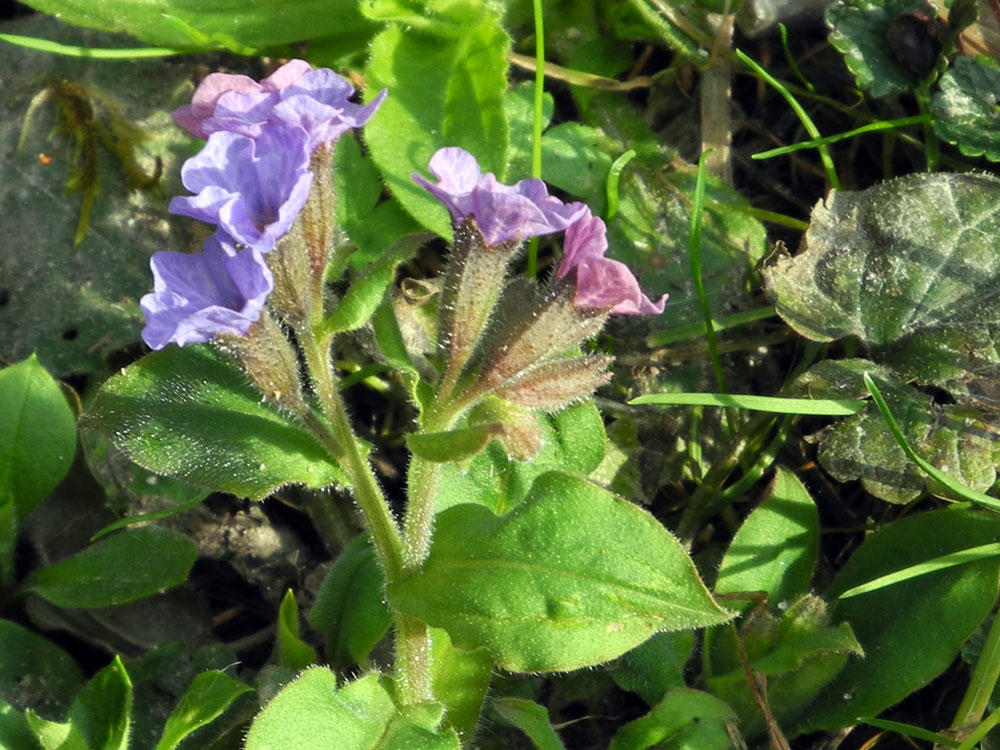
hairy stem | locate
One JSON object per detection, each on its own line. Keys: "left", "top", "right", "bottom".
{"left": 300, "top": 329, "right": 434, "bottom": 703}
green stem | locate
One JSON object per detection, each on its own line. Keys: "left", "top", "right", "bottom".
{"left": 953, "top": 609, "right": 1000, "bottom": 729}
{"left": 299, "top": 329, "right": 432, "bottom": 704}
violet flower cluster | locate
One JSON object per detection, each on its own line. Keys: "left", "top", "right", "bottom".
{"left": 141, "top": 61, "right": 386, "bottom": 350}
{"left": 413, "top": 146, "right": 666, "bottom": 315}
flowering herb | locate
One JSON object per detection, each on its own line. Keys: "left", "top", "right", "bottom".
{"left": 91, "top": 62, "right": 730, "bottom": 750}
{"left": 412, "top": 146, "right": 587, "bottom": 246}
{"left": 140, "top": 233, "right": 273, "bottom": 350}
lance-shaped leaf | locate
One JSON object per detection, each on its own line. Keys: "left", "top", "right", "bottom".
{"left": 21, "top": 527, "right": 197, "bottom": 608}
{"left": 763, "top": 172, "right": 1000, "bottom": 408}
{"left": 796, "top": 508, "right": 1000, "bottom": 732}
{"left": 390, "top": 471, "right": 731, "bottom": 673}
{"left": 82, "top": 345, "right": 346, "bottom": 500}
{"left": 155, "top": 670, "right": 252, "bottom": 750}
{"left": 0, "top": 354, "right": 76, "bottom": 519}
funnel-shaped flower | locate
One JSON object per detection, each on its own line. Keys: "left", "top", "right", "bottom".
{"left": 413, "top": 147, "right": 587, "bottom": 247}
{"left": 169, "top": 124, "right": 313, "bottom": 253}
{"left": 556, "top": 209, "right": 667, "bottom": 315}
{"left": 173, "top": 59, "right": 313, "bottom": 139}
{"left": 140, "top": 233, "right": 274, "bottom": 350}
{"left": 205, "top": 68, "right": 388, "bottom": 153}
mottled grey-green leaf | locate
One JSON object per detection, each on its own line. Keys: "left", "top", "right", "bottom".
{"left": 763, "top": 172, "right": 1000, "bottom": 408}
{"left": 931, "top": 55, "right": 1000, "bottom": 161}
{"left": 795, "top": 360, "right": 1000, "bottom": 504}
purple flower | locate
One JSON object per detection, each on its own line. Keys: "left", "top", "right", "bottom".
{"left": 140, "top": 233, "right": 274, "bottom": 350}
{"left": 556, "top": 209, "right": 667, "bottom": 315}
{"left": 169, "top": 124, "right": 313, "bottom": 253}
{"left": 173, "top": 59, "right": 313, "bottom": 140}
{"left": 204, "top": 68, "right": 388, "bottom": 153}
{"left": 412, "top": 147, "right": 587, "bottom": 247}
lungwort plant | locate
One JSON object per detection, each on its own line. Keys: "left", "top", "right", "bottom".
{"left": 76, "top": 61, "right": 728, "bottom": 747}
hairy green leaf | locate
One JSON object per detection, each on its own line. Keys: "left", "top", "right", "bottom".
{"left": 155, "top": 670, "right": 252, "bottom": 750}
{"left": 365, "top": 12, "right": 510, "bottom": 238}
{"left": 22, "top": 527, "right": 197, "bottom": 608}
{"left": 390, "top": 472, "right": 731, "bottom": 672}
{"left": 0, "top": 354, "right": 76, "bottom": 519}
{"left": 716, "top": 467, "right": 819, "bottom": 610}
{"left": 82, "top": 345, "right": 347, "bottom": 500}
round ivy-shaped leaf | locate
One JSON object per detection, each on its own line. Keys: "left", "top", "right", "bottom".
{"left": 825, "top": 0, "right": 929, "bottom": 98}
{"left": 932, "top": 55, "right": 1000, "bottom": 161}
{"left": 763, "top": 172, "right": 1000, "bottom": 408}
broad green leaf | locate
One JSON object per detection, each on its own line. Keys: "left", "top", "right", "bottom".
{"left": 606, "top": 631, "right": 694, "bottom": 707}
{"left": 429, "top": 627, "right": 492, "bottom": 743}
{"left": 796, "top": 508, "right": 1000, "bottom": 732}
{"left": 68, "top": 655, "right": 132, "bottom": 750}
{"left": 21, "top": 527, "right": 196, "bottom": 608}
{"left": 795, "top": 360, "right": 1000, "bottom": 504}
{"left": 715, "top": 468, "right": 819, "bottom": 611}
{"left": 246, "top": 670, "right": 428, "bottom": 750}
{"left": 0, "top": 354, "right": 76, "bottom": 519}
{"left": 609, "top": 688, "right": 735, "bottom": 750}
{"left": 81, "top": 345, "right": 347, "bottom": 500}
{"left": 825, "top": 0, "right": 928, "bottom": 98}
{"left": 0, "top": 620, "right": 82, "bottom": 716}
{"left": 390, "top": 471, "right": 731, "bottom": 673}
{"left": 493, "top": 699, "right": 565, "bottom": 750}
{"left": 0, "top": 20, "right": 200, "bottom": 376}
{"left": 504, "top": 81, "right": 553, "bottom": 180}
{"left": 335, "top": 137, "right": 423, "bottom": 271}
{"left": 308, "top": 534, "right": 391, "bottom": 668}
{"left": 323, "top": 233, "right": 428, "bottom": 335}
{"left": 932, "top": 55, "right": 1000, "bottom": 161}
{"left": 275, "top": 590, "right": 318, "bottom": 672}
{"left": 154, "top": 670, "right": 252, "bottom": 750}
{"left": 705, "top": 596, "right": 862, "bottom": 737}
{"left": 0, "top": 699, "right": 37, "bottom": 750}
{"left": 539, "top": 122, "right": 613, "bottom": 210}
{"left": 18, "top": 0, "right": 376, "bottom": 51}
{"left": 365, "top": 12, "right": 510, "bottom": 238}
{"left": 25, "top": 712, "right": 89, "bottom": 750}
{"left": 436, "top": 401, "right": 606, "bottom": 514}
{"left": 763, "top": 173, "right": 1000, "bottom": 405}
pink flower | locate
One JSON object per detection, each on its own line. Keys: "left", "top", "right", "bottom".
{"left": 413, "top": 147, "right": 587, "bottom": 247}
{"left": 173, "top": 60, "right": 313, "bottom": 139}
{"left": 556, "top": 209, "right": 667, "bottom": 315}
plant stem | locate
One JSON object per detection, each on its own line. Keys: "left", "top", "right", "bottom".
{"left": 953, "top": 610, "right": 1000, "bottom": 729}
{"left": 299, "top": 329, "right": 434, "bottom": 703}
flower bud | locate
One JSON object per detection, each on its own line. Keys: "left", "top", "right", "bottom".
{"left": 436, "top": 217, "right": 519, "bottom": 388}
{"left": 468, "top": 396, "right": 545, "bottom": 461}
{"left": 497, "top": 356, "right": 613, "bottom": 411}
{"left": 215, "top": 311, "right": 306, "bottom": 414}
{"left": 475, "top": 280, "right": 610, "bottom": 394}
